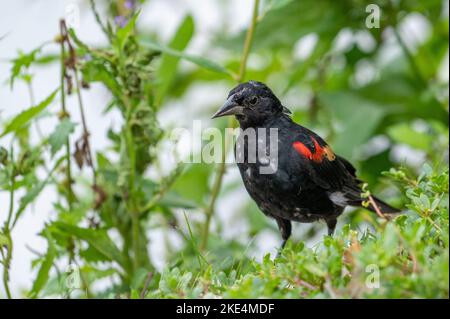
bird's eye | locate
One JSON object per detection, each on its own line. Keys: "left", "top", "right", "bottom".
{"left": 249, "top": 96, "right": 258, "bottom": 105}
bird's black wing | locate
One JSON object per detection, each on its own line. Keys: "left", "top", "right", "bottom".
{"left": 291, "top": 130, "right": 358, "bottom": 192}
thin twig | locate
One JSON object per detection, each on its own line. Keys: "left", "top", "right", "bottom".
{"left": 26, "top": 82, "right": 45, "bottom": 140}
{"left": 59, "top": 19, "right": 75, "bottom": 209}
{"left": 62, "top": 19, "right": 97, "bottom": 186}
{"left": 73, "top": 69, "right": 97, "bottom": 185}
{"left": 296, "top": 278, "right": 318, "bottom": 291}
{"left": 367, "top": 194, "right": 387, "bottom": 219}
{"left": 184, "top": 212, "right": 209, "bottom": 268}
{"left": 5, "top": 167, "right": 15, "bottom": 230}
{"left": 140, "top": 164, "right": 184, "bottom": 215}
{"left": 201, "top": 0, "right": 260, "bottom": 251}
{"left": 323, "top": 276, "right": 338, "bottom": 299}
{"left": 89, "top": 0, "right": 111, "bottom": 41}
{"left": 1, "top": 160, "right": 15, "bottom": 299}
{"left": 139, "top": 272, "right": 153, "bottom": 299}
{"left": 0, "top": 241, "right": 12, "bottom": 299}
{"left": 237, "top": 0, "right": 260, "bottom": 83}
{"left": 391, "top": 224, "right": 420, "bottom": 273}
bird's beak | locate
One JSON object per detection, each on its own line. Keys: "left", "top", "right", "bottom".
{"left": 212, "top": 95, "right": 244, "bottom": 119}
{"left": 282, "top": 106, "right": 292, "bottom": 115}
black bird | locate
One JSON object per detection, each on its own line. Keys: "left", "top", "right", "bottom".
{"left": 213, "top": 81, "right": 399, "bottom": 249}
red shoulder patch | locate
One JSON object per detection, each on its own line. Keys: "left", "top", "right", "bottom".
{"left": 292, "top": 141, "right": 313, "bottom": 160}
{"left": 293, "top": 138, "right": 336, "bottom": 163}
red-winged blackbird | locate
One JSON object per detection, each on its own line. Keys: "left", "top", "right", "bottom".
{"left": 213, "top": 81, "right": 399, "bottom": 249}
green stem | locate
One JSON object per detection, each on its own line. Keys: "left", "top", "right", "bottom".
{"left": 89, "top": 0, "right": 112, "bottom": 41}
{"left": 5, "top": 169, "right": 15, "bottom": 230}
{"left": 201, "top": 0, "right": 260, "bottom": 250}
{"left": 131, "top": 212, "right": 140, "bottom": 270}
{"left": 1, "top": 236, "right": 12, "bottom": 299}
{"left": 122, "top": 93, "right": 140, "bottom": 270}
{"left": 139, "top": 165, "right": 183, "bottom": 215}
{"left": 237, "top": 0, "right": 260, "bottom": 83}
{"left": 59, "top": 21, "right": 75, "bottom": 209}
{"left": 2, "top": 159, "right": 15, "bottom": 299}
{"left": 26, "top": 82, "right": 45, "bottom": 141}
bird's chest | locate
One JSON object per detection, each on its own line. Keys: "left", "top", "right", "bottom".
{"left": 235, "top": 131, "right": 297, "bottom": 211}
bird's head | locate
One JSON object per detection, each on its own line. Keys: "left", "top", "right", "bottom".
{"left": 212, "top": 81, "right": 290, "bottom": 128}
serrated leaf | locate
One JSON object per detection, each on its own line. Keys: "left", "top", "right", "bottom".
{"left": 53, "top": 222, "right": 126, "bottom": 269}
{"left": 10, "top": 47, "right": 42, "bottom": 88}
{"left": 48, "top": 119, "right": 76, "bottom": 156}
{"left": 12, "top": 156, "right": 65, "bottom": 227}
{"left": 1, "top": 89, "right": 58, "bottom": 138}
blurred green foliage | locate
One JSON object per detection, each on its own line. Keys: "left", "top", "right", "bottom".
{"left": 0, "top": 0, "right": 448, "bottom": 298}
{"left": 148, "top": 166, "right": 449, "bottom": 298}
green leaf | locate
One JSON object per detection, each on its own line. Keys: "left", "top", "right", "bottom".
{"left": 156, "top": 15, "right": 195, "bottom": 105}
{"left": 387, "top": 123, "right": 433, "bottom": 151}
{"left": 53, "top": 222, "right": 126, "bottom": 269}
{"left": 223, "top": 0, "right": 345, "bottom": 51}
{"left": 10, "top": 47, "right": 43, "bottom": 88}
{"left": 318, "top": 92, "right": 386, "bottom": 159}
{"left": 357, "top": 72, "right": 449, "bottom": 125}
{"left": 12, "top": 156, "right": 65, "bottom": 227}
{"left": 131, "top": 268, "right": 150, "bottom": 290}
{"left": 265, "top": 0, "right": 294, "bottom": 11}
{"left": 0, "top": 89, "right": 58, "bottom": 138}
{"left": 172, "top": 164, "right": 213, "bottom": 205}
{"left": 48, "top": 119, "right": 76, "bottom": 156}
{"left": 29, "top": 231, "right": 56, "bottom": 298}
{"left": 141, "top": 38, "right": 232, "bottom": 76}
{"left": 159, "top": 192, "right": 197, "bottom": 209}
{"left": 116, "top": 12, "right": 139, "bottom": 50}
{"left": 81, "top": 61, "right": 122, "bottom": 98}
{"left": 68, "top": 28, "right": 89, "bottom": 51}
{"left": 0, "top": 233, "right": 10, "bottom": 248}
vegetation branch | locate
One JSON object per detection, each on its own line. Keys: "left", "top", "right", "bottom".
{"left": 201, "top": 0, "right": 260, "bottom": 250}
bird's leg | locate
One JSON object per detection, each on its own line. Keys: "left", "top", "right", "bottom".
{"left": 276, "top": 218, "right": 292, "bottom": 257}
{"left": 326, "top": 218, "right": 337, "bottom": 236}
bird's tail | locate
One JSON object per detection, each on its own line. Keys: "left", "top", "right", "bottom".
{"left": 344, "top": 184, "right": 401, "bottom": 215}
{"left": 365, "top": 195, "right": 400, "bottom": 215}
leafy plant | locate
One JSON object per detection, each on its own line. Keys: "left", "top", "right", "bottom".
{"left": 0, "top": 0, "right": 448, "bottom": 299}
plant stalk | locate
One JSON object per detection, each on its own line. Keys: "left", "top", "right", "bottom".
{"left": 59, "top": 20, "right": 75, "bottom": 209}
{"left": 201, "top": 0, "right": 260, "bottom": 250}
{"left": 73, "top": 69, "right": 97, "bottom": 185}
{"left": 2, "top": 165, "right": 15, "bottom": 299}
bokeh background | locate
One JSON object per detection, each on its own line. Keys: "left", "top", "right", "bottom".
{"left": 0, "top": 0, "right": 448, "bottom": 297}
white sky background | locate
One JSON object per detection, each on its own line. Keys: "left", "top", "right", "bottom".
{"left": 0, "top": 0, "right": 448, "bottom": 297}
{"left": 0, "top": 0, "right": 256, "bottom": 297}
